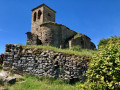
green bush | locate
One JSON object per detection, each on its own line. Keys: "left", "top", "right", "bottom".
{"left": 98, "top": 36, "right": 120, "bottom": 49}
{"left": 87, "top": 45, "right": 120, "bottom": 89}
{"left": 77, "top": 36, "right": 120, "bottom": 90}
{"left": 97, "top": 38, "right": 110, "bottom": 49}
{"left": 77, "top": 81, "right": 107, "bottom": 90}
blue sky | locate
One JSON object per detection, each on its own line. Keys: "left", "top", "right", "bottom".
{"left": 0, "top": 0, "right": 120, "bottom": 54}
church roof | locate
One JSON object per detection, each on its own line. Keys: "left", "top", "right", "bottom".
{"left": 32, "top": 4, "right": 56, "bottom": 13}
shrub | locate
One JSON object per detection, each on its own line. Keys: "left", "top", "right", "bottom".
{"left": 98, "top": 36, "right": 120, "bottom": 49}
{"left": 77, "top": 36, "right": 120, "bottom": 90}
{"left": 77, "top": 81, "right": 107, "bottom": 90}
{"left": 87, "top": 44, "right": 120, "bottom": 89}
{"left": 97, "top": 38, "right": 110, "bottom": 49}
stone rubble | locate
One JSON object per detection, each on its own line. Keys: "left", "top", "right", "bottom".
{"left": 0, "top": 70, "right": 16, "bottom": 85}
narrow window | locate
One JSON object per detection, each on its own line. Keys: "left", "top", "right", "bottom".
{"left": 38, "top": 10, "right": 42, "bottom": 19}
{"left": 33, "top": 12, "right": 36, "bottom": 21}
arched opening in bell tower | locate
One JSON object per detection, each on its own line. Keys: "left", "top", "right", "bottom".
{"left": 33, "top": 12, "right": 37, "bottom": 21}
{"left": 38, "top": 10, "right": 42, "bottom": 19}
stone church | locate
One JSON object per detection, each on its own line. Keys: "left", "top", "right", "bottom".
{"left": 26, "top": 4, "right": 96, "bottom": 49}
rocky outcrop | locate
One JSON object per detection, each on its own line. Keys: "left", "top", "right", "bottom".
{"left": 4, "top": 44, "right": 91, "bottom": 83}
{"left": 0, "top": 70, "right": 16, "bottom": 85}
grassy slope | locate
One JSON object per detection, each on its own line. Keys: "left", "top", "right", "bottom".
{"left": 22, "top": 45, "right": 96, "bottom": 57}
{"left": 5, "top": 75, "right": 80, "bottom": 90}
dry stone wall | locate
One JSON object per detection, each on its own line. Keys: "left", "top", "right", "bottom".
{"left": 4, "top": 44, "right": 91, "bottom": 83}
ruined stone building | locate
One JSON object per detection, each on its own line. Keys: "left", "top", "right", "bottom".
{"left": 26, "top": 4, "right": 96, "bottom": 49}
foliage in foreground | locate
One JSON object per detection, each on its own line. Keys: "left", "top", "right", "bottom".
{"left": 98, "top": 36, "right": 120, "bottom": 49}
{"left": 78, "top": 36, "right": 120, "bottom": 90}
{"left": 5, "top": 74, "right": 80, "bottom": 90}
{"left": 22, "top": 45, "right": 96, "bottom": 57}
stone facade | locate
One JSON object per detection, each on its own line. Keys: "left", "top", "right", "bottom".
{"left": 3, "top": 44, "right": 91, "bottom": 83}
{"left": 26, "top": 4, "right": 96, "bottom": 49}
{"left": 68, "top": 33, "right": 96, "bottom": 49}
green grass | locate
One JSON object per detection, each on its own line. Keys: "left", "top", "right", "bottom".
{"left": 22, "top": 45, "right": 97, "bottom": 57}
{"left": 5, "top": 75, "right": 80, "bottom": 90}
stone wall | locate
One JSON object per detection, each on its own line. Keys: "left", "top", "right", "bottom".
{"left": 38, "top": 23, "right": 77, "bottom": 48}
{"left": 27, "top": 22, "right": 77, "bottom": 48}
{"left": 69, "top": 35, "right": 96, "bottom": 49}
{"left": 43, "top": 6, "right": 55, "bottom": 23}
{"left": 31, "top": 6, "right": 44, "bottom": 35}
{"left": 26, "top": 32, "right": 42, "bottom": 45}
{"left": 3, "top": 44, "right": 91, "bottom": 83}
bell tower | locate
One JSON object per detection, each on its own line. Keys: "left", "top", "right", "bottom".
{"left": 31, "top": 4, "right": 56, "bottom": 34}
